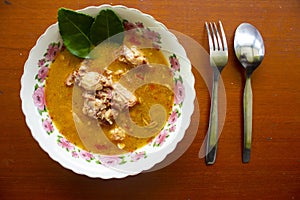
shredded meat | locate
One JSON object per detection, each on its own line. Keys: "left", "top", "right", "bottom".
{"left": 109, "top": 126, "right": 126, "bottom": 149}
{"left": 109, "top": 126, "right": 126, "bottom": 141}
{"left": 67, "top": 65, "right": 136, "bottom": 125}
{"left": 115, "top": 45, "right": 148, "bottom": 66}
{"left": 65, "top": 73, "right": 75, "bottom": 86}
{"left": 112, "top": 83, "right": 137, "bottom": 110}
{"left": 66, "top": 46, "right": 142, "bottom": 126}
{"left": 65, "top": 65, "right": 88, "bottom": 87}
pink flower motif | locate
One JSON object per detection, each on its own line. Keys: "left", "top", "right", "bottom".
{"left": 42, "top": 118, "right": 54, "bottom": 133}
{"left": 174, "top": 81, "right": 185, "bottom": 105}
{"left": 72, "top": 151, "right": 79, "bottom": 158}
{"left": 155, "top": 129, "right": 168, "bottom": 146}
{"left": 169, "top": 55, "right": 180, "bottom": 71}
{"left": 99, "top": 156, "right": 122, "bottom": 166}
{"left": 168, "top": 110, "right": 178, "bottom": 125}
{"left": 123, "top": 20, "right": 144, "bottom": 30}
{"left": 38, "top": 58, "right": 46, "bottom": 67}
{"left": 144, "top": 29, "right": 160, "bottom": 42}
{"left": 131, "top": 152, "right": 146, "bottom": 162}
{"left": 123, "top": 20, "right": 137, "bottom": 30}
{"left": 80, "top": 150, "right": 94, "bottom": 161}
{"left": 32, "top": 86, "right": 45, "bottom": 110}
{"left": 45, "top": 43, "right": 59, "bottom": 61}
{"left": 135, "top": 22, "right": 144, "bottom": 28}
{"left": 128, "top": 34, "right": 141, "bottom": 45}
{"left": 58, "top": 137, "right": 74, "bottom": 151}
{"left": 37, "top": 66, "right": 48, "bottom": 82}
{"left": 169, "top": 125, "right": 176, "bottom": 132}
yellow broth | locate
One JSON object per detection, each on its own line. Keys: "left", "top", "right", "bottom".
{"left": 45, "top": 47, "right": 174, "bottom": 153}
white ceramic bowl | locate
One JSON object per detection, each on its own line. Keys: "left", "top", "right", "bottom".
{"left": 20, "top": 4, "right": 195, "bottom": 179}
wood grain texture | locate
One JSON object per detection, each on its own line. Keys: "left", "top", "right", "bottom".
{"left": 0, "top": 0, "right": 299, "bottom": 199}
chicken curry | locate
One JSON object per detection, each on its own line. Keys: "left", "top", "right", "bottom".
{"left": 45, "top": 44, "right": 174, "bottom": 155}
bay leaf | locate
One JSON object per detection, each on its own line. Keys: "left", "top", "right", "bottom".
{"left": 58, "top": 8, "right": 95, "bottom": 58}
{"left": 90, "top": 9, "right": 124, "bottom": 46}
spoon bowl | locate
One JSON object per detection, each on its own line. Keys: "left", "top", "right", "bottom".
{"left": 234, "top": 23, "right": 265, "bottom": 74}
{"left": 234, "top": 23, "right": 265, "bottom": 163}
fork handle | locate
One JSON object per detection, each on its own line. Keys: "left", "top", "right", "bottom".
{"left": 206, "top": 73, "right": 220, "bottom": 164}
{"left": 243, "top": 76, "right": 253, "bottom": 163}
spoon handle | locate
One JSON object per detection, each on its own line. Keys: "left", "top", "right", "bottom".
{"left": 206, "top": 73, "right": 219, "bottom": 164}
{"left": 243, "top": 76, "right": 253, "bottom": 163}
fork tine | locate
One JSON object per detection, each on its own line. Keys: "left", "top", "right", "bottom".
{"left": 205, "top": 22, "right": 214, "bottom": 52}
{"left": 209, "top": 22, "right": 218, "bottom": 51}
{"left": 213, "top": 22, "right": 223, "bottom": 50}
{"left": 218, "top": 21, "right": 228, "bottom": 51}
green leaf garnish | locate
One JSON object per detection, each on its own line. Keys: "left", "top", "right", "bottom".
{"left": 90, "top": 9, "right": 124, "bottom": 45}
{"left": 58, "top": 8, "right": 95, "bottom": 58}
{"left": 57, "top": 8, "right": 124, "bottom": 58}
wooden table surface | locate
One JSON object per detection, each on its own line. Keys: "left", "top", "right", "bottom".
{"left": 1, "top": 0, "right": 299, "bottom": 199}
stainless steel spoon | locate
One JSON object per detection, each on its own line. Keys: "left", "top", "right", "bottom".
{"left": 234, "top": 23, "right": 265, "bottom": 163}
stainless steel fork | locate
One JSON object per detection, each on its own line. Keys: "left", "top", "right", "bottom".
{"left": 205, "top": 21, "right": 228, "bottom": 164}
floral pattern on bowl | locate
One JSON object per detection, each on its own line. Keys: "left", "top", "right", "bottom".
{"left": 32, "top": 42, "right": 61, "bottom": 133}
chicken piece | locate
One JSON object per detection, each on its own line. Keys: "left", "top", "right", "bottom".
{"left": 65, "top": 64, "right": 87, "bottom": 87}
{"left": 81, "top": 89, "right": 115, "bottom": 125}
{"left": 99, "top": 108, "right": 114, "bottom": 125}
{"left": 109, "top": 126, "right": 126, "bottom": 141}
{"left": 67, "top": 60, "right": 137, "bottom": 125}
{"left": 112, "top": 83, "right": 137, "bottom": 110}
{"left": 65, "top": 72, "right": 75, "bottom": 86}
{"left": 115, "top": 45, "right": 148, "bottom": 66}
{"left": 78, "top": 72, "right": 104, "bottom": 91}
{"left": 82, "top": 93, "right": 103, "bottom": 116}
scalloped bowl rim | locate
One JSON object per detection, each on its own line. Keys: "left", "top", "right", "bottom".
{"left": 20, "top": 4, "right": 195, "bottom": 179}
